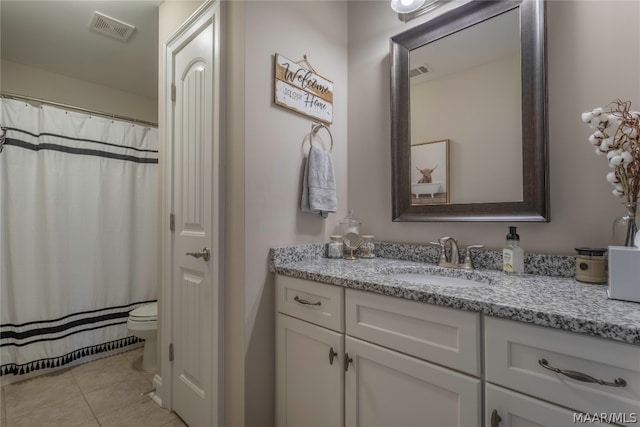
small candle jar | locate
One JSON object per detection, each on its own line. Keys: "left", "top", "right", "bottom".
{"left": 360, "top": 235, "right": 375, "bottom": 259}
{"left": 327, "top": 235, "right": 343, "bottom": 259}
{"left": 574, "top": 247, "right": 607, "bottom": 284}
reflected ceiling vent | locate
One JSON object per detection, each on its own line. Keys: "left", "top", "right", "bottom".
{"left": 409, "top": 65, "right": 431, "bottom": 78}
{"left": 89, "top": 12, "right": 136, "bottom": 42}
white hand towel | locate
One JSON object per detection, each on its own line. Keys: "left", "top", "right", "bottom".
{"left": 301, "top": 145, "right": 337, "bottom": 218}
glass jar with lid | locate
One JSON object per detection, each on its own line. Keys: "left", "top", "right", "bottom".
{"left": 327, "top": 235, "right": 343, "bottom": 259}
{"left": 340, "top": 210, "right": 362, "bottom": 237}
{"left": 360, "top": 235, "right": 375, "bottom": 258}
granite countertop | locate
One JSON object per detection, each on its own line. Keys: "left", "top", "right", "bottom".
{"left": 269, "top": 243, "right": 640, "bottom": 345}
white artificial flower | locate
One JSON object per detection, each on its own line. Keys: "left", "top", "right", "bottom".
{"left": 581, "top": 112, "right": 593, "bottom": 122}
{"left": 592, "top": 107, "right": 604, "bottom": 116}
{"left": 607, "top": 149, "right": 621, "bottom": 161}
{"left": 600, "top": 138, "right": 612, "bottom": 150}
{"left": 610, "top": 155, "right": 624, "bottom": 167}
{"left": 621, "top": 151, "right": 633, "bottom": 165}
{"left": 608, "top": 114, "right": 620, "bottom": 126}
{"left": 588, "top": 134, "right": 601, "bottom": 145}
{"left": 607, "top": 171, "right": 619, "bottom": 183}
{"left": 623, "top": 127, "right": 638, "bottom": 138}
{"left": 615, "top": 183, "right": 624, "bottom": 192}
{"left": 613, "top": 188, "right": 624, "bottom": 197}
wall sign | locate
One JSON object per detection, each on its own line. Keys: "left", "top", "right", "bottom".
{"left": 274, "top": 54, "right": 334, "bottom": 124}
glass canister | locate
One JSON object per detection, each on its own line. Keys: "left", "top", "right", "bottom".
{"left": 612, "top": 202, "right": 638, "bottom": 246}
{"left": 360, "top": 235, "right": 375, "bottom": 258}
{"left": 340, "top": 210, "right": 362, "bottom": 237}
{"left": 574, "top": 247, "right": 607, "bottom": 284}
{"left": 327, "top": 235, "right": 343, "bottom": 259}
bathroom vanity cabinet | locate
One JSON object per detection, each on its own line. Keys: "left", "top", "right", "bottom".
{"left": 276, "top": 274, "right": 640, "bottom": 427}
{"left": 277, "top": 275, "right": 480, "bottom": 427}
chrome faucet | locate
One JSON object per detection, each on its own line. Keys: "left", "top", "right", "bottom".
{"left": 430, "top": 236, "right": 484, "bottom": 270}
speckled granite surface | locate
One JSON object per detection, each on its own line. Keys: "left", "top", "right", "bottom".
{"left": 269, "top": 243, "right": 640, "bottom": 345}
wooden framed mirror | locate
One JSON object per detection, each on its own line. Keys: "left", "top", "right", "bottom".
{"left": 390, "top": 0, "right": 549, "bottom": 221}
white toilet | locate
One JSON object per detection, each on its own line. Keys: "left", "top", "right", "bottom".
{"left": 127, "top": 302, "right": 158, "bottom": 372}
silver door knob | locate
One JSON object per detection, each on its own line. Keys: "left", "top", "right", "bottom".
{"left": 186, "top": 248, "right": 210, "bottom": 261}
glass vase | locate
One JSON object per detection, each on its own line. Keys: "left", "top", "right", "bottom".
{"left": 612, "top": 202, "right": 638, "bottom": 247}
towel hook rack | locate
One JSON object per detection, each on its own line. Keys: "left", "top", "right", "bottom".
{"left": 310, "top": 122, "right": 333, "bottom": 152}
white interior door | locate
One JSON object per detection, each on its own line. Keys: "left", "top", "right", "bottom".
{"left": 166, "top": 2, "right": 222, "bottom": 426}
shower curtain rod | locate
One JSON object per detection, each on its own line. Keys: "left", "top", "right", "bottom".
{"left": 0, "top": 91, "right": 158, "bottom": 128}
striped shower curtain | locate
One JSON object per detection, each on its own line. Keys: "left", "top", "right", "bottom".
{"left": 0, "top": 98, "right": 158, "bottom": 376}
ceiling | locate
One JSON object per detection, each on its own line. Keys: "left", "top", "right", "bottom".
{"left": 1, "top": 1, "right": 160, "bottom": 100}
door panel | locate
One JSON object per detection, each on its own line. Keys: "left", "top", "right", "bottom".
{"left": 166, "top": 2, "right": 221, "bottom": 426}
{"left": 345, "top": 336, "right": 481, "bottom": 427}
{"left": 277, "top": 314, "right": 344, "bottom": 427}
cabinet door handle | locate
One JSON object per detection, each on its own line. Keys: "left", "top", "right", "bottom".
{"left": 538, "top": 358, "right": 627, "bottom": 387}
{"left": 344, "top": 353, "right": 353, "bottom": 372}
{"left": 329, "top": 347, "right": 338, "bottom": 365}
{"left": 293, "top": 295, "right": 321, "bottom": 306}
{"left": 490, "top": 409, "right": 502, "bottom": 427}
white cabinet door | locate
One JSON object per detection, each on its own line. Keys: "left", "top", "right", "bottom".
{"left": 345, "top": 336, "right": 481, "bottom": 427}
{"left": 485, "top": 383, "right": 612, "bottom": 427}
{"left": 277, "top": 314, "right": 344, "bottom": 427}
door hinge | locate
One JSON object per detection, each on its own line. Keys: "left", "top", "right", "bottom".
{"left": 171, "top": 83, "right": 176, "bottom": 102}
{"left": 169, "top": 213, "right": 175, "bottom": 231}
{"left": 169, "top": 343, "right": 174, "bottom": 362}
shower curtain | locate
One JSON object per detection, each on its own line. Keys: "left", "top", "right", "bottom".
{"left": 0, "top": 98, "right": 158, "bottom": 376}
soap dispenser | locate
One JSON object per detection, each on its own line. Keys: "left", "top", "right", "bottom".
{"left": 503, "top": 226, "right": 524, "bottom": 275}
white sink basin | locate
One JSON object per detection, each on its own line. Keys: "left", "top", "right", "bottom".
{"left": 386, "top": 273, "right": 486, "bottom": 288}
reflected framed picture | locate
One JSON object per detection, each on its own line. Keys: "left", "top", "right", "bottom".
{"left": 410, "top": 139, "right": 450, "bottom": 205}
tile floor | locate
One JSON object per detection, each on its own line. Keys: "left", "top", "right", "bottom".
{"left": 0, "top": 348, "right": 187, "bottom": 427}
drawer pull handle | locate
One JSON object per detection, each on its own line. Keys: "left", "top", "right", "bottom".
{"left": 490, "top": 409, "right": 502, "bottom": 427}
{"left": 294, "top": 295, "right": 321, "bottom": 306}
{"left": 329, "top": 347, "right": 338, "bottom": 365}
{"left": 538, "top": 358, "right": 627, "bottom": 387}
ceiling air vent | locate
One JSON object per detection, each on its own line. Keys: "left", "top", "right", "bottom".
{"left": 89, "top": 12, "right": 136, "bottom": 42}
{"left": 409, "top": 65, "right": 431, "bottom": 78}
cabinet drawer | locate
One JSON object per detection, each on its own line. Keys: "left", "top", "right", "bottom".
{"left": 485, "top": 383, "right": 611, "bottom": 427}
{"left": 345, "top": 289, "right": 480, "bottom": 376}
{"left": 276, "top": 275, "right": 344, "bottom": 332}
{"left": 485, "top": 316, "right": 640, "bottom": 423}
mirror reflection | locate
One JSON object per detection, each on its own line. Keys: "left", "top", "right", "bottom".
{"left": 391, "top": 0, "right": 548, "bottom": 222}
{"left": 411, "top": 139, "right": 450, "bottom": 205}
{"left": 409, "top": 8, "right": 522, "bottom": 204}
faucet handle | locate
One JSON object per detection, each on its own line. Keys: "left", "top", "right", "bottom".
{"left": 462, "top": 245, "right": 484, "bottom": 270}
{"left": 429, "top": 241, "right": 447, "bottom": 264}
